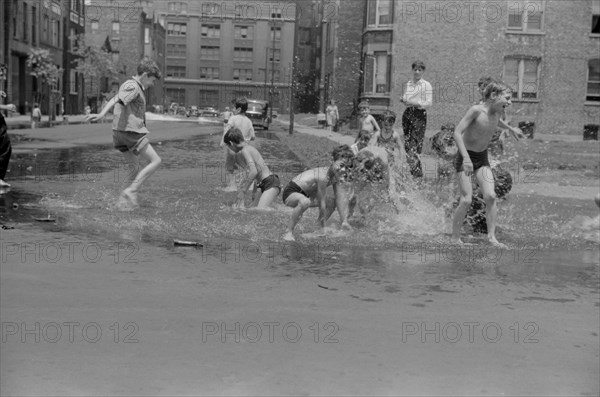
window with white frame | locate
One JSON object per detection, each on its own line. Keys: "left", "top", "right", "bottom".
{"left": 167, "top": 22, "right": 187, "bottom": 36}
{"left": 269, "top": 48, "right": 280, "bottom": 63}
{"left": 587, "top": 59, "right": 600, "bottom": 102}
{"left": 503, "top": 57, "right": 540, "bottom": 100}
{"left": 363, "top": 52, "right": 391, "bottom": 94}
{"left": 145, "top": 27, "right": 150, "bottom": 44}
{"left": 91, "top": 21, "right": 98, "bottom": 33}
{"left": 201, "top": 24, "right": 220, "bottom": 38}
{"left": 235, "top": 25, "right": 253, "bottom": 39}
{"left": 70, "top": 70, "right": 77, "bottom": 94}
{"left": 507, "top": 0, "right": 544, "bottom": 32}
{"left": 270, "top": 26, "right": 281, "bottom": 41}
{"left": 200, "top": 67, "right": 219, "bottom": 79}
{"left": 366, "top": 0, "right": 393, "bottom": 27}
{"left": 200, "top": 45, "right": 219, "bottom": 59}
{"left": 234, "top": 47, "right": 253, "bottom": 61}
{"left": 168, "top": 2, "right": 187, "bottom": 12}
{"left": 233, "top": 69, "right": 252, "bottom": 81}
{"left": 167, "top": 65, "right": 186, "bottom": 78}
{"left": 592, "top": 0, "right": 600, "bottom": 34}
{"left": 271, "top": 6, "right": 282, "bottom": 19}
{"left": 167, "top": 44, "right": 186, "bottom": 57}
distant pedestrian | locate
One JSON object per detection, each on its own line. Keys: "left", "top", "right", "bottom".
{"left": 400, "top": 60, "right": 432, "bottom": 178}
{"left": 31, "top": 103, "right": 42, "bottom": 129}
{"left": 326, "top": 99, "right": 339, "bottom": 133}
{"left": 0, "top": 91, "right": 17, "bottom": 188}
{"left": 85, "top": 59, "right": 163, "bottom": 210}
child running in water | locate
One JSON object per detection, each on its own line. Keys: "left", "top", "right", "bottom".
{"left": 221, "top": 97, "right": 255, "bottom": 191}
{"left": 282, "top": 145, "right": 355, "bottom": 241}
{"left": 223, "top": 127, "right": 280, "bottom": 209}
{"left": 368, "top": 110, "right": 405, "bottom": 167}
{"left": 452, "top": 81, "right": 515, "bottom": 248}
{"left": 357, "top": 102, "right": 380, "bottom": 138}
{"left": 86, "top": 59, "right": 162, "bottom": 210}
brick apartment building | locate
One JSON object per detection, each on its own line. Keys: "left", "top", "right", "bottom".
{"left": 1, "top": 0, "right": 86, "bottom": 116}
{"left": 84, "top": 0, "right": 164, "bottom": 112}
{"left": 150, "top": 0, "right": 295, "bottom": 111}
{"left": 311, "top": 0, "right": 599, "bottom": 134}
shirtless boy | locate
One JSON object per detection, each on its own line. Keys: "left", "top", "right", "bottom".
{"left": 452, "top": 81, "right": 514, "bottom": 247}
{"left": 223, "top": 127, "right": 280, "bottom": 209}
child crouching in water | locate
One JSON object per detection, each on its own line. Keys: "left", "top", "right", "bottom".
{"left": 223, "top": 127, "right": 280, "bottom": 209}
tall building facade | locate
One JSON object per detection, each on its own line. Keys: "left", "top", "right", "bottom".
{"left": 151, "top": 0, "right": 295, "bottom": 111}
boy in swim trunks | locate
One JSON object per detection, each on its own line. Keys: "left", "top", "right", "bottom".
{"left": 223, "top": 127, "right": 279, "bottom": 209}
{"left": 86, "top": 59, "right": 162, "bottom": 210}
{"left": 452, "top": 81, "right": 515, "bottom": 248}
{"left": 221, "top": 97, "right": 256, "bottom": 191}
{"left": 282, "top": 145, "right": 355, "bottom": 241}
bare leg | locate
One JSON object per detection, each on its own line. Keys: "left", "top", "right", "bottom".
{"left": 451, "top": 171, "right": 473, "bottom": 244}
{"left": 121, "top": 144, "right": 161, "bottom": 207}
{"left": 256, "top": 187, "right": 279, "bottom": 209}
{"left": 333, "top": 182, "right": 354, "bottom": 229}
{"left": 223, "top": 149, "right": 237, "bottom": 191}
{"left": 283, "top": 194, "right": 312, "bottom": 241}
{"left": 477, "top": 166, "right": 507, "bottom": 248}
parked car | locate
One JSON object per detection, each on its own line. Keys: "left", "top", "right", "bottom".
{"left": 246, "top": 99, "right": 270, "bottom": 130}
{"left": 186, "top": 105, "right": 199, "bottom": 117}
{"left": 200, "top": 106, "right": 220, "bottom": 117}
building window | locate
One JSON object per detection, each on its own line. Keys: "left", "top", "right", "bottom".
{"left": 168, "top": 2, "right": 188, "bottom": 12}
{"left": 32, "top": 6, "right": 37, "bottom": 46}
{"left": 52, "top": 19, "right": 59, "bottom": 47}
{"left": 199, "top": 90, "right": 219, "bottom": 107}
{"left": 200, "top": 46, "right": 220, "bottom": 59}
{"left": 167, "top": 65, "right": 186, "bottom": 78}
{"left": 70, "top": 70, "right": 78, "bottom": 94}
{"left": 167, "top": 44, "right": 187, "bottom": 57}
{"left": 201, "top": 24, "right": 220, "bottom": 38}
{"left": 363, "top": 52, "right": 391, "bottom": 94}
{"left": 167, "top": 22, "right": 187, "bottom": 36}
{"left": 235, "top": 25, "right": 253, "bottom": 39}
{"left": 234, "top": 47, "right": 253, "bottom": 62}
{"left": 269, "top": 48, "right": 281, "bottom": 63}
{"left": 367, "top": 0, "right": 393, "bottom": 26}
{"left": 268, "top": 70, "right": 280, "bottom": 82}
{"left": 91, "top": 21, "right": 99, "bottom": 33}
{"left": 112, "top": 21, "right": 120, "bottom": 35}
{"left": 166, "top": 88, "right": 186, "bottom": 106}
{"left": 145, "top": 27, "right": 150, "bottom": 44}
{"left": 592, "top": 0, "right": 600, "bottom": 34}
{"left": 270, "top": 27, "right": 281, "bottom": 41}
{"left": 271, "top": 7, "right": 282, "bottom": 19}
{"left": 587, "top": 59, "right": 600, "bottom": 102}
{"left": 233, "top": 69, "right": 252, "bottom": 81}
{"left": 503, "top": 57, "right": 540, "bottom": 100}
{"left": 200, "top": 67, "right": 219, "bottom": 79}
{"left": 507, "top": 0, "right": 544, "bottom": 32}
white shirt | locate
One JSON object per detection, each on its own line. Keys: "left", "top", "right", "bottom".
{"left": 402, "top": 78, "right": 433, "bottom": 109}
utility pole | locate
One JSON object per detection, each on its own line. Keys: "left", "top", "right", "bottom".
{"left": 263, "top": 46, "right": 268, "bottom": 99}
{"left": 269, "top": 21, "right": 277, "bottom": 122}
{"left": 289, "top": 1, "right": 300, "bottom": 135}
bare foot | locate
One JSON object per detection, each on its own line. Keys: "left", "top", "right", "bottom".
{"left": 121, "top": 188, "right": 139, "bottom": 207}
{"left": 282, "top": 231, "right": 295, "bottom": 241}
{"left": 0, "top": 179, "right": 10, "bottom": 188}
{"left": 488, "top": 237, "right": 508, "bottom": 249}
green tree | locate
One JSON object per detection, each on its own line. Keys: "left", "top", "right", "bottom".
{"left": 72, "top": 34, "right": 119, "bottom": 112}
{"left": 26, "top": 48, "right": 62, "bottom": 121}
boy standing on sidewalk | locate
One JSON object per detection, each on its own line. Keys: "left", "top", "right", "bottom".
{"left": 86, "top": 59, "right": 162, "bottom": 210}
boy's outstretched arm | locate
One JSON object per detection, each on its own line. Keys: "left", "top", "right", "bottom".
{"left": 453, "top": 106, "right": 479, "bottom": 176}
{"left": 235, "top": 150, "right": 258, "bottom": 206}
{"left": 498, "top": 118, "right": 525, "bottom": 141}
{"left": 86, "top": 95, "right": 118, "bottom": 122}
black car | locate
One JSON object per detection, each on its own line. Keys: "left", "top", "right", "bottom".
{"left": 246, "top": 99, "right": 270, "bottom": 130}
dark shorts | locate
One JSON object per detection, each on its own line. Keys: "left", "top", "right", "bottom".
{"left": 113, "top": 130, "right": 149, "bottom": 155}
{"left": 454, "top": 149, "right": 490, "bottom": 173}
{"left": 257, "top": 174, "right": 281, "bottom": 194}
{"left": 282, "top": 181, "right": 308, "bottom": 204}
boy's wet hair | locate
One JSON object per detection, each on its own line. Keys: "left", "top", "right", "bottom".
{"left": 412, "top": 60, "right": 426, "bottom": 71}
{"left": 382, "top": 109, "right": 396, "bottom": 123}
{"left": 358, "top": 101, "right": 369, "bottom": 109}
{"left": 331, "top": 145, "right": 354, "bottom": 161}
{"left": 235, "top": 97, "right": 248, "bottom": 113}
{"left": 223, "top": 127, "right": 244, "bottom": 145}
{"left": 357, "top": 129, "right": 371, "bottom": 140}
{"left": 478, "top": 76, "right": 495, "bottom": 90}
{"left": 483, "top": 81, "right": 511, "bottom": 100}
{"left": 137, "top": 59, "right": 162, "bottom": 79}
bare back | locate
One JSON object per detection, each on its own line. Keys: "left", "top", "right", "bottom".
{"left": 240, "top": 145, "right": 271, "bottom": 182}
{"left": 292, "top": 167, "right": 330, "bottom": 198}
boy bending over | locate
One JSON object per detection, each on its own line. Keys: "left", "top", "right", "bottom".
{"left": 223, "top": 127, "right": 280, "bottom": 209}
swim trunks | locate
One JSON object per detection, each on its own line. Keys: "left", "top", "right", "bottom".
{"left": 454, "top": 149, "right": 490, "bottom": 173}
{"left": 257, "top": 174, "right": 281, "bottom": 194}
{"left": 282, "top": 180, "right": 308, "bottom": 203}
{"left": 112, "top": 130, "right": 149, "bottom": 155}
